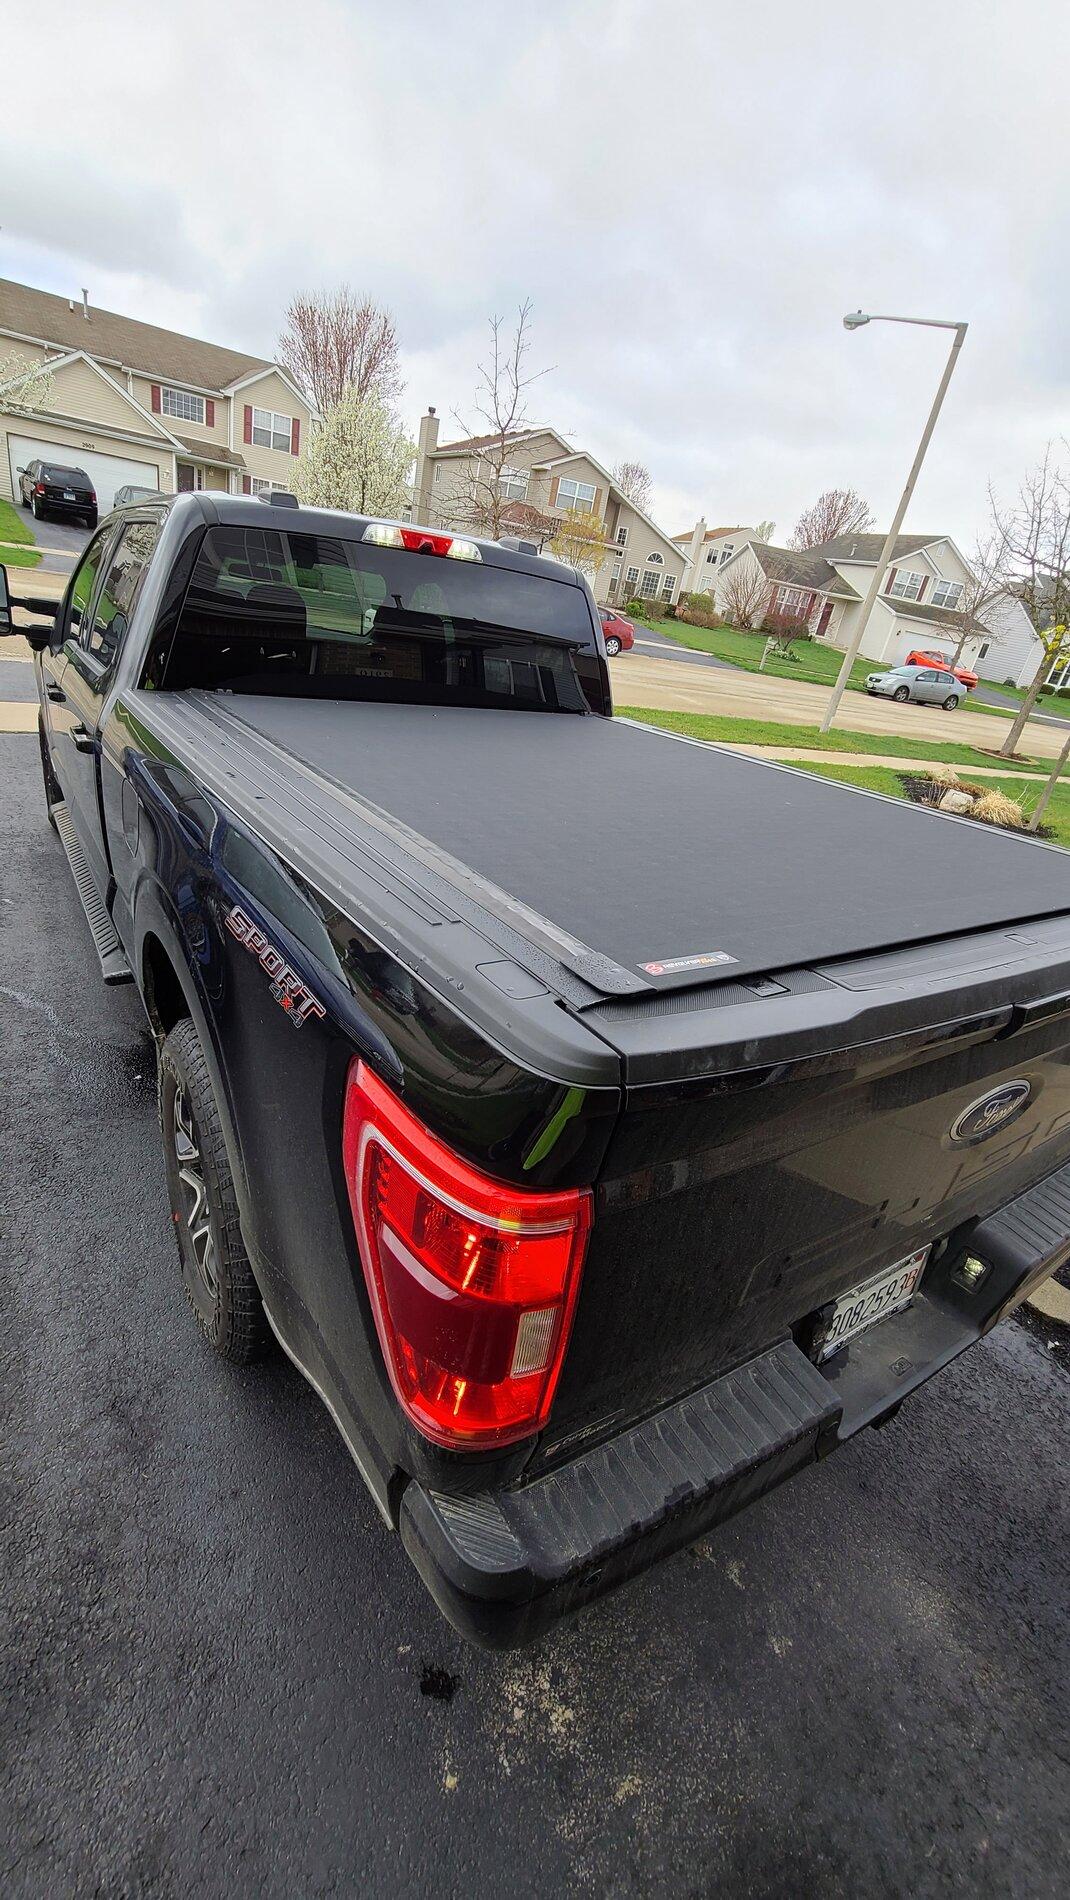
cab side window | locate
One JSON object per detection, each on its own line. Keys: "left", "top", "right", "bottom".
{"left": 66, "top": 532, "right": 110, "bottom": 646}
{"left": 85, "top": 519, "right": 162, "bottom": 668}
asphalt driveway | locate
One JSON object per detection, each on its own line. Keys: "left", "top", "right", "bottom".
{"left": 2, "top": 732, "right": 1068, "bottom": 1898}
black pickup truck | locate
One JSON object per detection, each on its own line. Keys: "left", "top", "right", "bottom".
{"left": 5, "top": 491, "right": 1070, "bottom": 1648}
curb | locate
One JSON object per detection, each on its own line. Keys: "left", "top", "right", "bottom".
{"left": 1026, "top": 1275, "right": 1070, "bottom": 1327}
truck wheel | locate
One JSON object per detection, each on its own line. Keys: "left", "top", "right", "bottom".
{"left": 38, "top": 717, "right": 60, "bottom": 831}
{"left": 158, "top": 1018, "right": 270, "bottom": 1363}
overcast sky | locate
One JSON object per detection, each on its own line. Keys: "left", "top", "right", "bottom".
{"left": 2, "top": 0, "right": 1067, "bottom": 549}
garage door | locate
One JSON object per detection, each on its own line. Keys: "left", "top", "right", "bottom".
{"left": 7, "top": 435, "right": 163, "bottom": 514}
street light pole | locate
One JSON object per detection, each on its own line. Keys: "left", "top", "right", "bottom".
{"left": 818, "top": 312, "right": 968, "bottom": 735}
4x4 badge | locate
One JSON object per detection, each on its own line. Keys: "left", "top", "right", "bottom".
{"left": 225, "top": 905, "right": 326, "bottom": 1028}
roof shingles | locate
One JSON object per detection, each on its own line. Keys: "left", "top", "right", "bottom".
{"left": 0, "top": 277, "right": 272, "bottom": 393}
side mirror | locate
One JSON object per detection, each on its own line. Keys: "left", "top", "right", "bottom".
{"left": 15, "top": 465, "right": 26, "bottom": 476}
{"left": 0, "top": 564, "right": 9, "bottom": 635}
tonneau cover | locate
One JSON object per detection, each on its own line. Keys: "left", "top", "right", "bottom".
{"left": 216, "top": 699, "right": 1070, "bottom": 986}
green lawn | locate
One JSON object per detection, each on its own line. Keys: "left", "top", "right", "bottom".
{"left": 974, "top": 672, "right": 1070, "bottom": 719}
{"left": 0, "top": 496, "right": 34, "bottom": 545}
{"left": 616, "top": 706, "right": 1048, "bottom": 773}
{"left": 0, "top": 542, "right": 43, "bottom": 568}
{"left": 777, "top": 760, "right": 1070, "bottom": 851}
{"left": 637, "top": 616, "right": 877, "bottom": 693}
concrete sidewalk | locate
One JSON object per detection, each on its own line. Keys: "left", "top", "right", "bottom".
{"left": 612, "top": 653, "right": 1070, "bottom": 760}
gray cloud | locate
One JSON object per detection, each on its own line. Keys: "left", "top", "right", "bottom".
{"left": 2, "top": 0, "right": 1067, "bottom": 548}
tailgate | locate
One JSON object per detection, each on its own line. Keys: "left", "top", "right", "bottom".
{"left": 531, "top": 913, "right": 1070, "bottom": 1464}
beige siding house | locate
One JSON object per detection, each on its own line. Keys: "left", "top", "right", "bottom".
{"left": 412, "top": 410, "right": 687, "bottom": 606}
{"left": 0, "top": 279, "right": 316, "bottom": 514}
{"left": 705, "top": 531, "right": 1044, "bottom": 687}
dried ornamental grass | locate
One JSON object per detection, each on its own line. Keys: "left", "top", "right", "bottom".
{"left": 972, "top": 789, "right": 1027, "bottom": 830}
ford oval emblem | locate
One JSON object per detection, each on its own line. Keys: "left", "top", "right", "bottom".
{"left": 950, "top": 1080, "right": 1032, "bottom": 1145}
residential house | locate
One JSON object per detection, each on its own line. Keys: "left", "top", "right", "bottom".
{"left": 706, "top": 530, "right": 1043, "bottom": 687}
{"left": 0, "top": 278, "right": 317, "bottom": 514}
{"left": 673, "top": 521, "right": 755, "bottom": 592}
{"left": 411, "top": 409, "right": 687, "bottom": 607}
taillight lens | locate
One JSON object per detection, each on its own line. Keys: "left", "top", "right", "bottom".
{"left": 361, "top": 521, "right": 481, "bottom": 561}
{"left": 34, "top": 482, "right": 46, "bottom": 495}
{"left": 342, "top": 1061, "right": 591, "bottom": 1449}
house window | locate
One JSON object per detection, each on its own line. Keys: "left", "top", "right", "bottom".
{"left": 161, "top": 387, "right": 206, "bottom": 424}
{"left": 661, "top": 574, "right": 676, "bottom": 601}
{"left": 252, "top": 406, "right": 294, "bottom": 452}
{"left": 247, "top": 476, "right": 288, "bottom": 495}
{"left": 647, "top": 551, "right": 664, "bottom": 566}
{"left": 719, "top": 545, "right": 735, "bottom": 564}
{"left": 705, "top": 548, "right": 718, "bottom": 564}
{"left": 774, "top": 585, "right": 807, "bottom": 614}
{"left": 433, "top": 464, "right": 442, "bottom": 483}
{"left": 498, "top": 466, "right": 529, "bottom": 501}
{"left": 977, "top": 641, "right": 990, "bottom": 661}
{"left": 557, "top": 477, "right": 596, "bottom": 511}
{"left": 625, "top": 565, "right": 640, "bottom": 590}
{"left": 640, "top": 569, "right": 660, "bottom": 598}
{"left": 930, "top": 578, "right": 964, "bottom": 610}
{"left": 616, "top": 524, "right": 628, "bottom": 546}
{"left": 611, "top": 562, "right": 622, "bottom": 582}
{"left": 887, "top": 569, "right": 925, "bottom": 601}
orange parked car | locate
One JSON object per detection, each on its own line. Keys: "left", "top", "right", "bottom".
{"left": 905, "top": 648, "right": 978, "bottom": 691}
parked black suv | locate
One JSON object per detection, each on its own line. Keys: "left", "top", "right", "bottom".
{"left": 17, "top": 459, "right": 97, "bottom": 528}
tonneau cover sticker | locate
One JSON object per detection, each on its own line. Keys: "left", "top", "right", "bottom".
{"left": 641, "top": 950, "right": 738, "bottom": 976}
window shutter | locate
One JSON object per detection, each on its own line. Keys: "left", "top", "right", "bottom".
{"left": 241, "top": 476, "right": 251, "bottom": 495}
{"left": 291, "top": 417, "right": 301, "bottom": 457}
{"left": 591, "top": 486, "right": 601, "bottom": 514}
{"left": 917, "top": 575, "right": 928, "bottom": 601}
{"left": 548, "top": 476, "right": 560, "bottom": 507}
{"left": 243, "top": 404, "right": 253, "bottom": 444}
{"left": 205, "top": 398, "right": 215, "bottom": 428}
{"left": 886, "top": 567, "right": 897, "bottom": 593}
{"left": 151, "top": 384, "right": 161, "bottom": 413}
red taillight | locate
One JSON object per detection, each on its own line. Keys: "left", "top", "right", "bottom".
{"left": 88, "top": 491, "right": 96, "bottom": 504}
{"left": 342, "top": 1061, "right": 591, "bottom": 1449}
{"left": 34, "top": 482, "right": 46, "bottom": 495}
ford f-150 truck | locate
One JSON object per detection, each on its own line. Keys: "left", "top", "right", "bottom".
{"left": 5, "top": 490, "right": 1070, "bottom": 1648}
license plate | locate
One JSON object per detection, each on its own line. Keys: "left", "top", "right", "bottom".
{"left": 817, "top": 1248, "right": 929, "bottom": 1361}
{"left": 63, "top": 490, "right": 76, "bottom": 500}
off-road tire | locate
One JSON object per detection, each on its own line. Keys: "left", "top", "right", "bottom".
{"left": 158, "top": 1017, "right": 270, "bottom": 1363}
{"left": 38, "top": 717, "right": 60, "bottom": 831}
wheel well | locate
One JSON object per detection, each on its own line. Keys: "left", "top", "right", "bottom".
{"left": 142, "top": 933, "right": 190, "bottom": 1037}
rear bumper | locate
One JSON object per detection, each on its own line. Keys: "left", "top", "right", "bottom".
{"left": 400, "top": 1160, "right": 1070, "bottom": 1649}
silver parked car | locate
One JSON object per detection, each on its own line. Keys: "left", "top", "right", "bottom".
{"left": 866, "top": 664, "right": 963, "bottom": 710}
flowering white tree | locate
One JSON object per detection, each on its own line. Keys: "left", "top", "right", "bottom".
{"left": 292, "top": 386, "right": 414, "bottom": 518}
{"left": 0, "top": 349, "right": 55, "bottom": 415}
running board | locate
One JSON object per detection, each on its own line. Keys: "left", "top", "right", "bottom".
{"left": 53, "top": 803, "right": 133, "bottom": 985}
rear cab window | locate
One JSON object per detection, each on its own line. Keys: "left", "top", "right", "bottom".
{"left": 152, "top": 523, "right": 598, "bottom": 712}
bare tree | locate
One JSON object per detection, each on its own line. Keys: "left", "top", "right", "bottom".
{"left": 451, "top": 301, "right": 549, "bottom": 541}
{"left": 720, "top": 557, "right": 770, "bottom": 629}
{"left": 754, "top": 519, "right": 776, "bottom": 544}
{"left": 932, "top": 533, "right": 1005, "bottom": 669}
{"left": 612, "top": 460, "right": 653, "bottom": 514}
{"left": 791, "top": 488, "right": 874, "bottom": 550}
{"left": 989, "top": 445, "right": 1070, "bottom": 757}
{"left": 278, "top": 286, "right": 402, "bottom": 413}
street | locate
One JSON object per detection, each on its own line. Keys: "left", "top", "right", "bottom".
{"left": 2, "top": 730, "right": 1068, "bottom": 1898}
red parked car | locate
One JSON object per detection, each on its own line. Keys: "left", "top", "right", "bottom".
{"left": 905, "top": 648, "right": 978, "bottom": 691}
{"left": 600, "top": 610, "right": 635, "bottom": 656}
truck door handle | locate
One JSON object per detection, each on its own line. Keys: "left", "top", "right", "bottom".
{"left": 45, "top": 682, "right": 66, "bottom": 702}
{"left": 71, "top": 723, "right": 96, "bottom": 754}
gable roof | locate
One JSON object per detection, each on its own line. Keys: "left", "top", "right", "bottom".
{"left": 751, "top": 543, "right": 860, "bottom": 599}
{"left": 672, "top": 525, "right": 749, "bottom": 544}
{"left": 878, "top": 597, "right": 989, "bottom": 636}
{"left": 813, "top": 532, "right": 942, "bottom": 563}
{"left": 433, "top": 427, "right": 565, "bottom": 458}
{"left": 0, "top": 277, "right": 275, "bottom": 394}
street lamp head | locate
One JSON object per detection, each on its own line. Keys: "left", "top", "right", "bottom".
{"left": 843, "top": 310, "right": 870, "bottom": 330}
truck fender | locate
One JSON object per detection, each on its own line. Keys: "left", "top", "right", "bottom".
{"left": 132, "top": 876, "right": 252, "bottom": 1228}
